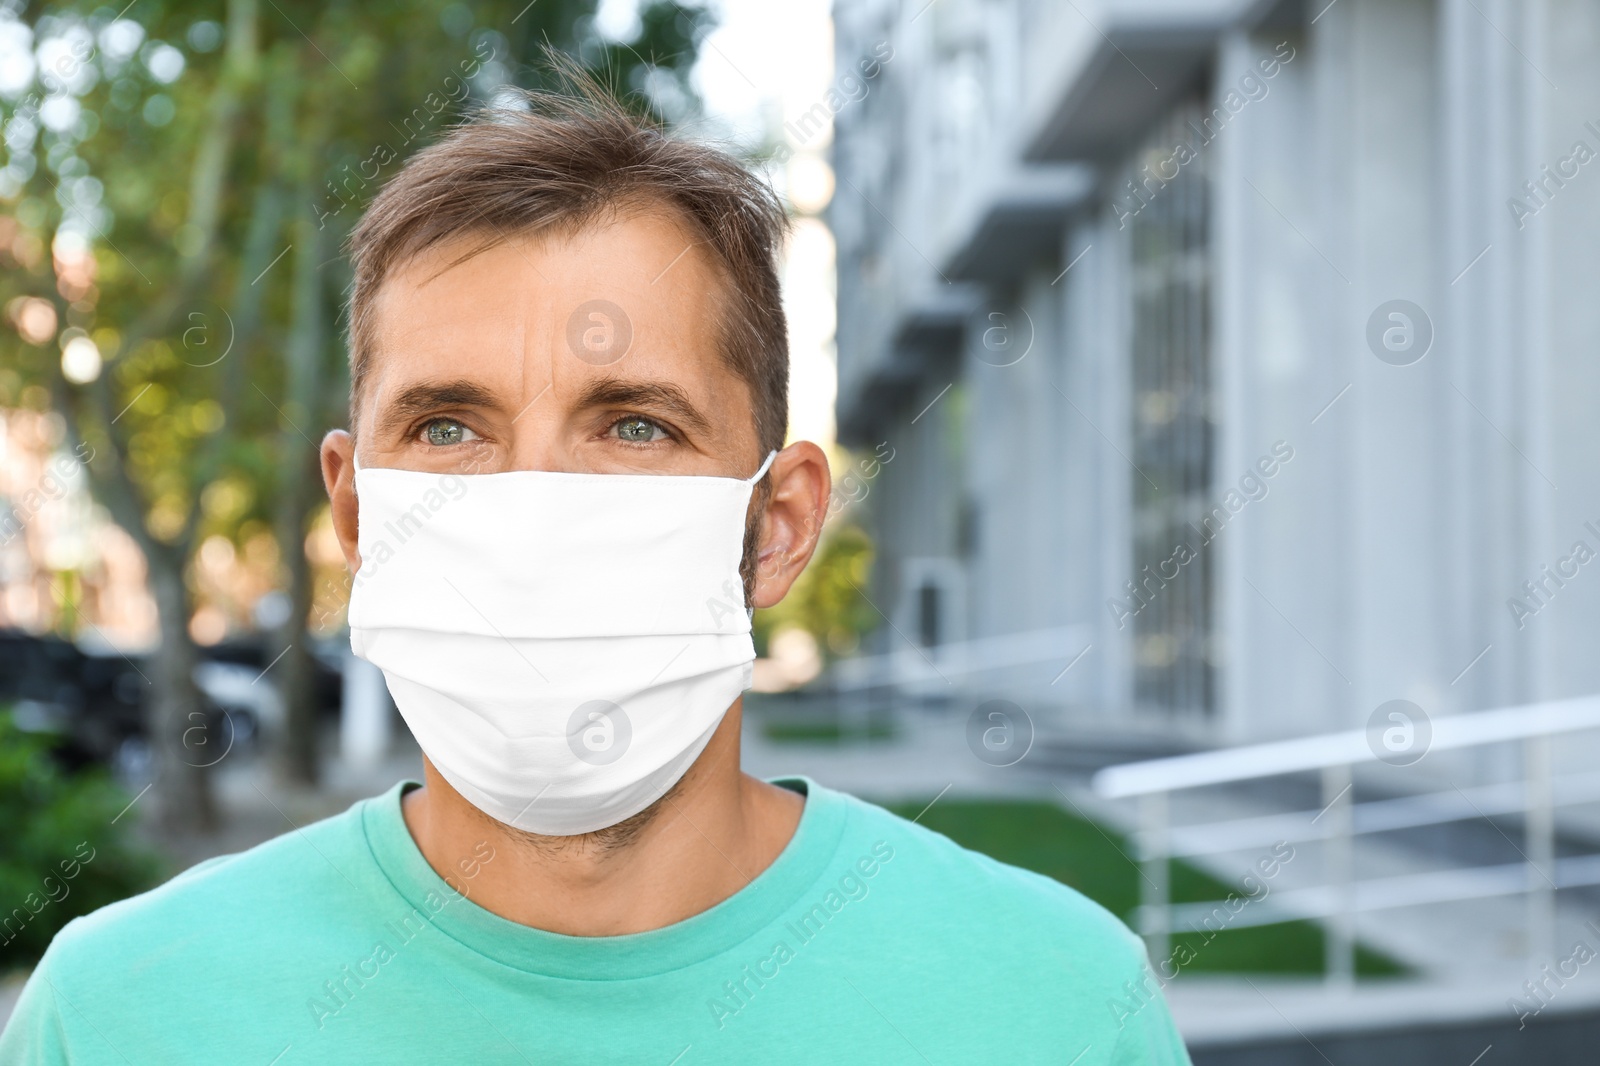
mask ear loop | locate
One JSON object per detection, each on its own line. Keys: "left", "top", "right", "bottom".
{"left": 748, "top": 450, "right": 778, "bottom": 485}
{"left": 744, "top": 450, "right": 778, "bottom": 622}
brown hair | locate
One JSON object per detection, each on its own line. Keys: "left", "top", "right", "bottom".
{"left": 343, "top": 69, "right": 791, "bottom": 457}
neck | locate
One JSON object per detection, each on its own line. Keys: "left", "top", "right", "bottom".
{"left": 400, "top": 698, "right": 804, "bottom": 937}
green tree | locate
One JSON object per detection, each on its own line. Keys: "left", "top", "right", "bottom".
{"left": 753, "top": 522, "right": 877, "bottom": 662}
{"left": 0, "top": 0, "right": 713, "bottom": 832}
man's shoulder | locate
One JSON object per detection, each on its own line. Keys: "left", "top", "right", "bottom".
{"left": 827, "top": 786, "right": 1149, "bottom": 970}
{"left": 815, "top": 786, "right": 1187, "bottom": 1062}
{"left": 44, "top": 787, "right": 380, "bottom": 980}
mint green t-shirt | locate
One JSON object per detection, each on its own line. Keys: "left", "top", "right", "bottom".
{"left": 0, "top": 778, "right": 1189, "bottom": 1064}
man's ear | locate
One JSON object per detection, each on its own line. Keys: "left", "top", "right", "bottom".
{"left": 321, "top": 429, "right": 361, "bottom": 572}
{"left": 751, "top": 442, "right": 832, "bottom": 610}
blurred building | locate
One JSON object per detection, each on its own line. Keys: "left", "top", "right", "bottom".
{"left": 0, "top": 406, "right": 155, "bottom": 647}
{"left": 830, "top": 0, "right": 1600, "bottom": 744}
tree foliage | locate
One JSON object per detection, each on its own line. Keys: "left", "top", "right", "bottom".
{"left": 0, "top": 0, "right": 714, "bottom": 829}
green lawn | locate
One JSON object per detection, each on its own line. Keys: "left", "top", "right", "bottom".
{"left": 882, "top": 797, "right": 1405, "bottom": 978}
{"left": 761, "top": 715, "right": 898, "bottom": 744}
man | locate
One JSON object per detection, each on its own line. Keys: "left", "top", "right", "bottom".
{"left": 1, "top": 81, "right": 1189, "bottom": 1064}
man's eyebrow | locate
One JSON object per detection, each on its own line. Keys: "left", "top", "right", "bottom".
{"left": 574, "top": 378, "right": 713, "bottom": 437}
{"left": 376, "top": 380, "right": 502, "bottom": 435}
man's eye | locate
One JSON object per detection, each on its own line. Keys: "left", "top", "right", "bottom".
{"left": 421, "top": 419, "right": 478, "bottom": 446}
{"left": 613, "top": 417, "right": 668, "bottom": 443}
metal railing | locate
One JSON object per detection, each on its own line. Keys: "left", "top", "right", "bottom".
{"left": 1091, "top": 694, "right": 1600, "bottom": 984}
{"left": 826, "top": 624, "right": 1092, "bottom": 693}
{"left": 811, "top": 625, "right": 1091, "bottom": 737}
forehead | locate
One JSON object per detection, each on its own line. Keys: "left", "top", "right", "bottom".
{"left": 361, "top": 205, "right": 737, "bottom": 408}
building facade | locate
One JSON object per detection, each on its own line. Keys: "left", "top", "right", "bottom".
{"left": 830, "top": 0, "right": 1600, "bottom": 745}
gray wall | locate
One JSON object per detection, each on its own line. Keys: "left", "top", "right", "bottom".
{"left": 831, "top": 0, "right": 1600, "bottom": 747}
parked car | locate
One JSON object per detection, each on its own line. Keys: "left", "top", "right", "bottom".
{"left": 0, "top": 627, "right": 163, "bottom": 774}
{"left": 0, "top": 627, "right": 351, "bottom": 777}
{"left": 192, "top": 637, "right": 345, "bottom": 732}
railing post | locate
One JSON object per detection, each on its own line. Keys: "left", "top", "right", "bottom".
{"left": 1139, "top": 790, "right": 1170, "bottom": 969}
{"left": 842, "top": 678, "right": 865, "bottom": 743}
{"left": 1526, "top": 733, "right": 1555, "bottom": 962}
{"left": 1322, "top": 762, "right": 1354, "bottom": 988}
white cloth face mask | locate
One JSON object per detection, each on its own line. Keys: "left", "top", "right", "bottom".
{"left": 347, "top": 451, "right": 775, "bottom": 836}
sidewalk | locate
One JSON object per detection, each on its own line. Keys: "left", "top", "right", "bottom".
{"left": 152, "top": 738, "right": 425, "bottom": 872}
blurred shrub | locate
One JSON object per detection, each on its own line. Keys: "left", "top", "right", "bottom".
{"left": 0, "top": 710, "right": 164, "bottom": 970}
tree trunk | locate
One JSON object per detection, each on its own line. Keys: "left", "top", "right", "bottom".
{"left": 272, "top": 169, "right": 329, "bottom": 786}
{"left": 272, "top": 457, "right": 322, "bottom": 785}
{"left": 45, "top": 0, "right": 259, "bottom": 835}
{"left": 147, "top": 560, "right": 219, "bottom": 834}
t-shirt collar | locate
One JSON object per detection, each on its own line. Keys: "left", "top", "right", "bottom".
{"left": 358, "top": 775, "right": 848, "bottom": 980}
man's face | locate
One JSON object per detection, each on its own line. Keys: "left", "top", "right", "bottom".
{"left": 322, "top": 203, "right": 830, "bottom": 612}
{"left": 357, "top": 205, "right": 760, "bottom": 480}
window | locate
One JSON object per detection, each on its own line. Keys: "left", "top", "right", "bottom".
{"left": 1124, "top": 98, "right": 1214, "bottom": 718}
